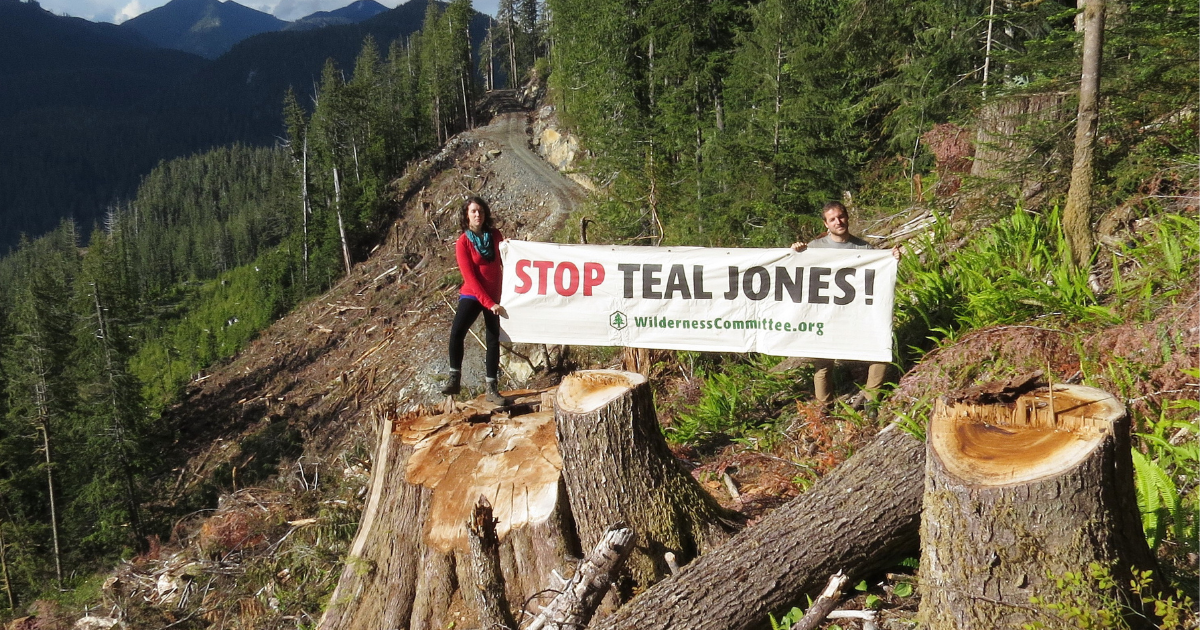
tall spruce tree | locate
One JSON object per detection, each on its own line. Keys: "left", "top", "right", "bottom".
{"left": 70, "top": 227, "right": 151, "bottom": 552}
{"left": 0, "top": 223, "right": 81, "bottom": 588}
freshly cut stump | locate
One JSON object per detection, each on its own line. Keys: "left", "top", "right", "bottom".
{"left": 919, "top": 384, "right": 1156, "bottom": 630}
{"left": 318, "top": 393, "right": 577, "bottom": 630}
{"left": 554, "top": 370, "right": 739, "bottom": 594}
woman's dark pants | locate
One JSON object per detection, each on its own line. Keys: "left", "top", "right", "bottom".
{"left": 448, "top": 297, "right": 500, "bottom": 380}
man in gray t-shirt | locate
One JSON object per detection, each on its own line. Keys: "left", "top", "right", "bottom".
{"left": 790, "top": 201, "right": 900, "bottom": 410}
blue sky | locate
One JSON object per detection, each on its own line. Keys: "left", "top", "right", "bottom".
{"left": 40, "top": 0, "right": 500, "bottom": 24}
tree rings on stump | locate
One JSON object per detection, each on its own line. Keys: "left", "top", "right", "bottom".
{"left": 920, "top": 383, "right": 1157, "bottom": 630}
{"left": 319, "top": 393, "right": 577, "bottom": 630}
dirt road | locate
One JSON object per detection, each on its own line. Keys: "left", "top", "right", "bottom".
{"left": 469, "top": 91, "right": 586, "bottom": 240}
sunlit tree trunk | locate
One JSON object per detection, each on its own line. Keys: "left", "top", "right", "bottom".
{"left": 1062, "top": 0, "right": 1106, "bottom": 269}
{"left": 25, "top": 324, "right": 64, "bottom": 587}
{"left": 88, "top": 282, "right": 146, "bottom": 546}
{"left": 0, "top": 525, "right": 12, "bottom": 609}
{"left": 333, "top": 167, "right": 352, "bottom": 275}
{"left": 37, "top": 421, "right": 63, "bottom": 587}
{"left": 301, "top": 136, "right": 310, "bottom": 283}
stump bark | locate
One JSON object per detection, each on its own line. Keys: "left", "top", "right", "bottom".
{"left": 919, "top": 384, "right": 1157, "bottom": 630}
{"left": 553, "top": 370, "right": 740, "bottom": 593}
{"left": 318, "top": 396, "right": 578, "bottom": 630}
{"left": 467, "top": 497, "right": 518, "bottom": 630}
{"left": 590, "top": 424, "right": 926, "bottom": 630}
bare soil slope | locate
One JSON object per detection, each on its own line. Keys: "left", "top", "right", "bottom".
{"left": 163, "top": 91, "right": 587, "bottom": 513}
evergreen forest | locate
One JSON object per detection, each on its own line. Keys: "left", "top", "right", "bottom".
{"left": 0, "top": 0, "right": 1195, "bottom": 625}
{"left": 0, "top": 0, "right": 491, "bottom": 601}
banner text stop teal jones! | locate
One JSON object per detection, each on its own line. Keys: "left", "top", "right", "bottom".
{"left": 512, "top": 260, "right": 879, "bottom": 306}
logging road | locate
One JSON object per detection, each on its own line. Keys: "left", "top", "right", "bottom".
{"left": 470, "top": 91, "right": 587, "bottom": 240}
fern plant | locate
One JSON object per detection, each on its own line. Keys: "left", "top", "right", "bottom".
{"left": 1132, "top": 448, "right": 1182, "bottom": 553}
{"left": 1132, "top": 394, "right": 1199, "bottom": 554}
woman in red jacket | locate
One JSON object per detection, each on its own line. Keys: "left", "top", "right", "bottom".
{"left": 442, "top": 196, "right": 507, "bottom": 403}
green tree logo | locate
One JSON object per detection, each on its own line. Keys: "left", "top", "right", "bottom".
{"left": 609, "top": 311, "right": 628, "bottom": 330}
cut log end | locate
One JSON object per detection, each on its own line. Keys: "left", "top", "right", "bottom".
{"left": 556, "top": 369, "right": 648, "bottom": 413}
{"left": 929, "top": 384, "right": 1123, "bottom": 486}
{"left": 400, "top": 401, "right": 563, "bottom": 553}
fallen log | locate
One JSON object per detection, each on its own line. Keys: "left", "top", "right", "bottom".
{"left": 526, "top": 523, "right": 636, "bottom": 630}
{"left": 590, "top": 423, "right": 926, "bottom": 630}
{"left": 554, "top": 370, "right": 741, "bottom": 593}
{"left": 919, "top": 384, "right": 1157, "bottom": 629}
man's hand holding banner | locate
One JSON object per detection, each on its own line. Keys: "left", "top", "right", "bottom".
{"left": 497, "top": 240, "right": 898, "bottom": 362}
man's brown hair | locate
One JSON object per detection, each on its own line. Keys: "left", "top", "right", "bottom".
{"left": 821, "top": 201, "right": 847, "bottom": 217}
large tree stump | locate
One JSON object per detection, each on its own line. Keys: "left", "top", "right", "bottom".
{"left": 553, "top": 370, "right": 740, "bottom": 594}
{"left": 590, "top": 424, "right": 926, "bottom": 630}
{"left": 318, "top": 395, "right": 578, "bottom": 630}
{"left": 919, "top": 384, "right": 1157, "bottom": 629}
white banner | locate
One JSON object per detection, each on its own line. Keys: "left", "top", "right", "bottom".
{"left": 497, "top": 240, "right": 897, "bottom": 362}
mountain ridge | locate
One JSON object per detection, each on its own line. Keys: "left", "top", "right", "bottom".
{"left": 121, "top": 0, "right": 287, "bottom": 59}
{"left": 286, "top": 0, "right": 389, "bottom": 31}
{"left": 0, "top": 0, "right": 487, "bottom": 254}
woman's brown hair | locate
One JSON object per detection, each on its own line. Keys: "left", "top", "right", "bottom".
{"left": 459, "top": 196, "right": 494, "bottom": 232}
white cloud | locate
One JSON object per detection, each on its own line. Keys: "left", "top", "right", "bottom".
{"left": 114, "top": 0, "right": 145, "bottom": 23}
{"left": 39, "top": 0, "right": 117, "bottom": 22}
{"left": 269, "top": 0, "right": 339, "bottom": 21}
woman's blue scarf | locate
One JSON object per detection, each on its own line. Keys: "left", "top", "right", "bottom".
{"left": 467, "top": 229, "right": 495, "bottom": 261}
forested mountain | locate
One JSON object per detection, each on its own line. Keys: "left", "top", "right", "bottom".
{"left": 287, "top": 0, "right": 390, "bottom": 31}
{"left": 0, "top": 0, "right": 489, "bottom": 255}
{"left": 0, "top": 0, "right": 207, "bottom": 253}
{"left": 547, "top": 0, "right": 1197, "bottom": 248}
{"left": 166, "top": 0, "right": 489, "bottom": 146}
{"left": 0, "top": 0, "right": 1194, "bottom": 624}
{"left": 0, "top": 0, "right": 493, "bottom": 603}
{"left": 120, "top": 0, "right": 287, "bottom": 59}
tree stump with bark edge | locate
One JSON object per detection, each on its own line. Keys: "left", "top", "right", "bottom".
{"left": 919, "top": 384, "right": 1157, "bottom": 630}
{"left": 553, "top": 369, "right": 740, "bottom": 594}
{"left": 317, "top": 397, "right": 578, "bottom": 630}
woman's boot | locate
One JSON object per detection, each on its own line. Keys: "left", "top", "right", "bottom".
{"left": 441, "top": 370, "right": 461, "bottom": 395}
{"left": 485, "top": 378, "right": 506, "bottom": 405}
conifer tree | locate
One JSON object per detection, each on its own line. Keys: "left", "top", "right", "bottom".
{"left": 0, "top": 224, "right": 81, "bottom": 588}
{"left": 71, "top": 227, "right": 150, "bottom": 551}
{"left": 446, "top": 0, "right": 478, "bottom": 131}
{"left": 518, "top": 0, "right": 539, "bottom": 68}
{"left": 498, "top": 0, "right": 520, "bottom": 88}
{"left": 284, "top": 88, "right": 312, "bottom": 284}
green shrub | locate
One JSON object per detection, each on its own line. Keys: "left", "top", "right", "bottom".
{"left": 667, "top": 354, "right": 808, "bottom": 446}
{"left": 894, "top": 205, "right": 1119, "bottom": 366}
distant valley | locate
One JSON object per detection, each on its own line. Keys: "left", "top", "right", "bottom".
{"left": 0, "top": 0, "right": 488, "bottom": 253}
